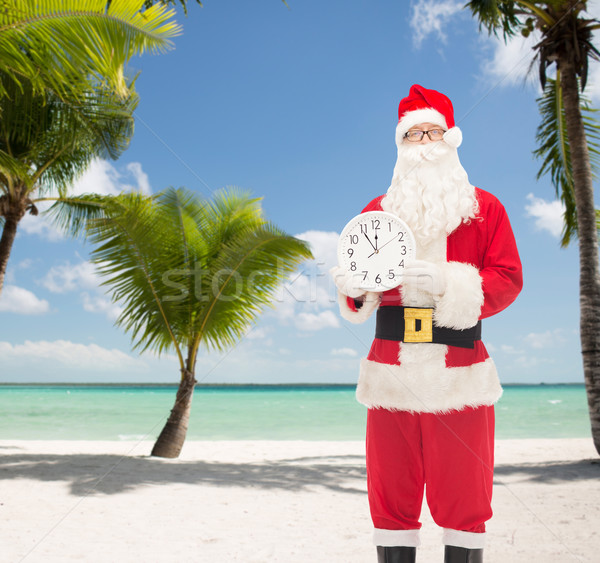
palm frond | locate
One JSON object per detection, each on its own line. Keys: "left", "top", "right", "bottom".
{"left": 85, "top": 187, "right": 313, "bottom": 374}
{"left": 0, "top": 70, "right": 137, "bottom": 202}
{"left": 0, "top": 0, "right": 180, "bottom": 101}
{"left": 42, "top": 193, "right": 111, "bottom": 238}
{"left": 0, "top": 152, "right": 35, "bottom": 194}
{"left": 534, "top": 76, "right": 600, "bottom": 246}
{"left": 0, "top": 71, "right": 137, "bottom": 166}
{"left": 188, "top": 190, "right": 312, "bottom": 356}
{"left": 465, "top": 0, "right": 522, "bottom": 40}
{"left": 87, "top": 192, "right": 191, "bottom": 368}
{"left": 192, "top": 223, "right": 312, "bottom": 355}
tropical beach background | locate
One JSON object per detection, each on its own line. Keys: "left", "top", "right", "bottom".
{"left": 2, "top": 1, "right": 600, "bottom": 562}
{"left": 0, "top": 383, "right": 592, "bottom": 441}
{"left": 0, "top": 0, "right": 595, "bottom": 388}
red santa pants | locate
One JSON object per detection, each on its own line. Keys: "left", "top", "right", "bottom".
{"left": 366, "top": 405, "right": 494, "bottom": 547}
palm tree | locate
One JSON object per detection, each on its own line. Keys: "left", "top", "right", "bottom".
{"left": 0, "top": 1, "right": 180, "bottom": 103}
{"left": 84, "top": 187, "right": 312, "bottom": 458}
{"left": 0, "top": 0, "right": 180, "bottom": 295}
{"left": 466, "top": 0, "right": 600, "bottom": 454}
{"left": 534, "top": 78, "right": 600, "bottom": 247}
{"left": 0, "top": 71, "right": 138, "bottom": 294}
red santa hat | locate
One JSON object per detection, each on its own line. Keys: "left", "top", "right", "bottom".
{"left": 396, "top": 84, "right": 463, "bottom": 148}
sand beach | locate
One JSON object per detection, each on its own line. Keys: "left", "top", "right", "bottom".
{"left": 1, "top": 438, "right": 598, "bottom": 562}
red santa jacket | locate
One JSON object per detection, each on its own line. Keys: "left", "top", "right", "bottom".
{"left": 337, "top": 188, "right": 523, "bottom": 413}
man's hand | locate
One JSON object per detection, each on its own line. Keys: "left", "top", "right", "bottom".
{"left": 330, "top": 265, "right": 367, "bottom": 299}
{"left": 402, "top": 259, "right": 446, "bottom": 297}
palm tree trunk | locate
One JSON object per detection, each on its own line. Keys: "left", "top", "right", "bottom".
{"left": 559, "top": 57, "right": 600, "bottom": 456}
{"left": 0, "top": 210, "right": 22, "bottom": 295}
{"left": 151, "top": 367, "right": 197, "bottom": 458}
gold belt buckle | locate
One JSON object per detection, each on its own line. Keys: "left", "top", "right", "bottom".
{"left": 403, "top": 308, "right": 433, "bottom": 343}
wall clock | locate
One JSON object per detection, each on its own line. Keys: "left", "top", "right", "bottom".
{"left": 337, "top": 211, "right": 416, "bottom": 291}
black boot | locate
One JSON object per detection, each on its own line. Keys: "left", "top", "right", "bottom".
{"left": 377, "top": 545, "right": 417, "bottom": 563}
{"left": 444, "top": 545, "right": 483, "bottom": 563}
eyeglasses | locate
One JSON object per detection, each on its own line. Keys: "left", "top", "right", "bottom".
{"left": 404, "top": 129, "right": 446, "bottom": 142}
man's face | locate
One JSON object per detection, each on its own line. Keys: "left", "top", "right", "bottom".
{"left": 404, "top": 122, "right": 446, "bottom": 145}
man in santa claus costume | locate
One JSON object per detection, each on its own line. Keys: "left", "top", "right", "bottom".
{"left": 331, "top": 85, "right": 522, "bottom": 563}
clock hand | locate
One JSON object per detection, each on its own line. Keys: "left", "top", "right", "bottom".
{"left": 363, "top": 232, "right": 377, "bottom": 252}
{"left": 368, "top": 231, "right": 401, "bottom": 258}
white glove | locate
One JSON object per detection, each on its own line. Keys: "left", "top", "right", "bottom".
{"left": 329, "top": 265, "right": 367, "bottom": 299}
{"left": 402, "top": 259, "right": 446, "bottom": 297}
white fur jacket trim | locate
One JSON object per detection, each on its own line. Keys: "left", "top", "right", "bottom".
{"left": 355, "top": 355, "right": 502, "bottom": 413}
{"left": 337, "top": 291, "right": 380, "bottom": 324}
{"left": 434, "top": 261, "right": 484, "bottom": 330}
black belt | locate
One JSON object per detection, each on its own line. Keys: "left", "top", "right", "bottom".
{"left": 375, "top": 306, "right": 481, "bottom": 349}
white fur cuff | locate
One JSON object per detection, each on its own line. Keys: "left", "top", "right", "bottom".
{"left": 434, "top": 262, "right": 483, "bottom": 330}
{"left": 443, "top": 529, "right": 486, "bottom": 549}
{"left": 337, "top": 291, "right": 380, "bottom": 324}
{"left": 373, "top": 528, "right": 421, "bottom": 548}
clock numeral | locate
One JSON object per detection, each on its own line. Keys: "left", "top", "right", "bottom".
{"left": 362, "top": 271, "right": 368, "bottom": 281}
{"left": 388, "top": 269, "right": 395, "bottom": 280}
{"left": 347, "top": 248, "right": 354, "bottom": 257}
{"left": 388, "top": 222, "right": 392, "bottom": 232}
{"left": 349, "top": 234, "right": 359, "bottom": 244}
{"left": 399, "top": 260, "right": 405, "bottom": 268}
{"left": 375, "top": 274, "right": 381, "bottom": 284}
{"left": 398, "top": 232, "right": 404, "bottom": 241}
{"left": 371, "top": 219, "right": 380, "bottom": 230}
{"left": 350, "top": 261, "right": 356, "bottom": 271}
{"left": 400, "top": 246, "right": 407, "bottom": 256}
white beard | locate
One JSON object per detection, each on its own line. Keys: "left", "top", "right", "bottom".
{"left": 381, "top": 141, "right": 478, "bottom": 245}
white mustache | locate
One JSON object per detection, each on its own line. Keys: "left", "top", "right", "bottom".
{"left": 397, "top": 141, "right": 453, "bottom": 163}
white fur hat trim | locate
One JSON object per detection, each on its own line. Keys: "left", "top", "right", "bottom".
{"left": 397, "top": 108, "right": 447, "bottom": 137}
{"left": 396, "top": 108, "right": 462, "bottom": 148}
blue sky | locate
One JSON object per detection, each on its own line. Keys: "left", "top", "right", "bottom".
{"left": 1, "top": 0, "right": 598, "bottom": 384}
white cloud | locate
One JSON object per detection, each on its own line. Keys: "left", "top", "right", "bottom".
{"left": 480, "top": 32, "right": 540, "bottom": 88}
{"left": 0, "top": 340, "right": 145, "bottom": 370}
{"left": 4, "top": 258, "right": 36, "bottom": 285}
{"left": 19, "top": 212, "right": 65, "bottom": 241}
{"left": 0, "top": 285, "right": 50, "bottom": 315}
{"left": 39, "top": 260, "right": 121, "bottom": 320}
{"left": 408, "top": 1, "right": 600, "bottom": 104}
{"left": 475, "top": 3, "right": 600, "bottom": 101}
{"left": 295, "top": 230, "right": 339, "bottom": 271}
{"left": 41, "top": 261, "right": 100, "bottom": 293}
{"left": 245, "top": 326, "right": 270, "bottom": 340}
{"left": 271, "top": 230, "right": 341, "bottom": 328}
{"left": 295, "top": 310, "right": 340, "bottom": 331}
{"left": 124, "top": 162, "right": 151, "bottom": 195}
{"left": 20, "top": 159, "right": 151, "bottom": 241}
{"left": 524, "top": 329, "right": 567, "bottom": 349}
{"left": 82, "top": 293, "right": 122, "bottom": 321}
{"left": 525, "top": 193, "right": 564, "bottom": 238}
{"left": 409, "top": 0, "right": 464, "bottom": 47}
{"left": 500, "top": 344, "right": 520, "bottom": 355}
{"left": 331, "top": 347, "right": 358, "bottom": 357}
{"left": 71, "top": 159, "right": 152, "bottom": 197}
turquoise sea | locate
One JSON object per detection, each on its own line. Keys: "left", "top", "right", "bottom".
{"left": 0, "top": 384, "right": 591, "bottom": 441}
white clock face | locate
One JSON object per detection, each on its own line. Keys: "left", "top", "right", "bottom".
{"left": 337, "top": 211, "right": 416, "bottom": 291}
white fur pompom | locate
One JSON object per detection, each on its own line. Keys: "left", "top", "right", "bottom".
{"left": 443, "top": 127, "right": 462, "bottom": 148}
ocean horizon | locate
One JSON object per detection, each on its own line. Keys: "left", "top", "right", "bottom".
{"left": 0, "top": 383, "right": 591, "bottom": 441}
